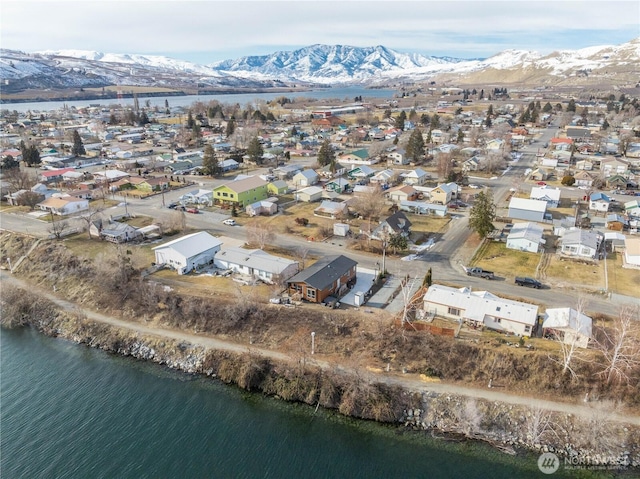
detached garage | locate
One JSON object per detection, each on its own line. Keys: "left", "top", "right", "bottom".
{"left": 508, "top": 197, "right": 547, "bottom": 222}
{"left": 153, "top": 231, "right": 222, "bottom": 274}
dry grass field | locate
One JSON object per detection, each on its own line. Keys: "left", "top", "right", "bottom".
{"left": 471, "top": 240, "right": 541, "bottom": 278}
{"left": 544, "top": 255, "right": 605, "bottom": 289}
{"left": 605, "top": 252, "right": 640, "bottom": 297}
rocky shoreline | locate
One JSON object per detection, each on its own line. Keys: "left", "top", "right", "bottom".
{"left": 5, "top": 303, "right": 637, "bottom": 473}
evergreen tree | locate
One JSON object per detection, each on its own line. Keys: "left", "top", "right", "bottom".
{"left": 187, "top": 111, "right": 195, "bottom": 128}
{"left": 406, "top": 128, "right": 425, "bottom": 162}
{"left": 430, "top": 113, "right": 440, "bottom": 130}
{"left": 226, "top": 118, "right": 236, "bottom": 137}
{"left": 1, "top": 155, "right": 19, "bottom": 170}
{"left": 543, "top": 102, "right": 553, "bottom": 113}
{"left": 422, "top": 267, "right": 432, "bottom": 288}
{"left": 395, "top": 110, "right": 407, "bottom": 131}
{"left": 23, "top": 145, "right": 41, "bottom": 167}
{"left": 456, "top": 129, "right": 465, "bottom": 143}
{"left": 138, "top": 110, "right": 150, "bottom": 125}
{"left": 468, "top": 190, "right": 496, "bottom": 238}
{"left": 247, "top": 137, "right": 264, "bottom": 163}
{"left": 109, "top": 112, "right": 118, "bottom": 125}
{"left": 72, "top": 130, "right": 86, "bottom": 156}
{"left": 317, "top": 138, "right": 335, "bottom": 167}
{"left": 388, "top": 233, "right": 408, "bottom": 254}
{"left": 567, "top": 99, "right": 576, "bottom": 112}
{"left": 602, "top": 118, "right": 610, "bottom": 130}
{"left": 202, "top": 145, "right": 219, "bottom": 177}
{"left": 420, "top": 113, "right": 430, "bottom": 126}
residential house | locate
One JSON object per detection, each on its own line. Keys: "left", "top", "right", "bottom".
{"left": 430, "top": 182, "right": 458, "bottom": 205}
{"left": 387, "top": 148, "right": 408, "bottom": 165}
{"left": 573, "top": 170, "right": 595, "bottom": 188}
{"left": 369, "top": 169, "right": 396, "bottom": 187}
{"left": 347, "top": 165, "right": 376, "bottom": 181}
{"left": 292, "top": 169, "right": 319, "bottom": 188}
{"left": 273, "top": 164, "right": 304, "bottom": 179}
{"left": 318, "top": 162, "right": 347, "bottom": 179}
{"left": 624, "top": 236, "right": 640, "bottom": 267}
{"left": 400, "top": 201, "right": 447, "bottom": 217}
{"left": 219, "top": 158, "right": 239, "bottom": 172}
{"left": 214, "top": 176, "right": 268, "bottom": 207}
{"left": 462, "top": 156, "right": 482, "bottom": 172}
{"left": 542, "top": 308, "right": 593, "bottom": 348}
{"left": 267, "top": 180, "right": 289, "bottom": 196}
{"left": 422, "top": 284, "right": 538, "bottom": 336}
{"left": 606, "top": 175, "right": 628, "bottom": 190}
{"left": 214, "top": 247, "right": 298, "bottom": 284}
{"left": 180, "top": 189, "right": 213, "bottom": 205}
{"left": 575, "top": 159, "right": 593, "bottom": 171}
{"left": 543, "top": 308, "right": 592, "bottom": 349}
{"left": 606, "top": 214, "right": 627, "bottom": 231}
{"left": 325, "top": 177, "right": 351, "bottom": 193}
{"left": 508, "top": 197, "right": 547, "bottom": 222}
{"left": 601, "top": 158, "right": 629, "bottom": 177}
{"left": 286, "top": 255, "right": 357, "bottom": 304}
{"left": 89, "top": 219, "right": 141, "bottom": 243}
{"left": 401, "top": 168, "right": 428, "bottom": 186}
{"left": 37, "top": 196, "right": 89, "bottom": 216}
{"left": 40, "top": 168, "right": 76, "bottom": 184}
{"left": 624, "top": 199, "right": 640, "bottom": 218}
{"left": 314, "top": 200, "right": 348, "bottom": 219}
{"left": 339, "top": 149, "right": 373, "bottom": 165}
{"left": 295, "top": 186, "right": 323, "bottom": 203}
{"left": 506, "top": 222, "right": 545, "bottom": 253}
{"left": 560, "top": 229, "right": 603, "bottom": 259}
{"left": 566, "top": 127, "right": 591, "bottom": 141}
{"left": 589, "top": 192, "right": 611, "bottom": 213}
{"left": 386, "top": 185, "right": 419, "bottom": 205}
{"left": 370, "top": 211, "right": 412, "bottom": 240}
{"left": 246, "top": 200, "right": 278, "bottom": 217}
{"left": 152, "top": 231, "right": 222, "bottom": 275}
{"left": 530, "top": 186, "right": 561, "bottom": 208}
{"left": 529, "top": 169, "right": 550, "bottom": 182}
{"left": 485, "top": 139, "right": 505, "bottom": 151}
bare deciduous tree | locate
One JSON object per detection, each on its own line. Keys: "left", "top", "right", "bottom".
{"left": 4, "top": 167, "right": 36, "bottom": 193}
{"left": 48, "top": 216, "right": 70, "bottom": 239}
{"left": 350, "top": 186, "right": 388, "bottom": 223}
{"left": 246, "top": 221, "right": 275, "bottom": 249}
{"left": 525, "top": 404, "right": 558, "bottom": 445}
{"left": 597, "top": 305, "right": 640, "bottom": 385}
{"left": 547, "top": 296, "right": 591, "bottom": 381}
{"left": 78, "top": 207, "right": 104, "bottom": 238}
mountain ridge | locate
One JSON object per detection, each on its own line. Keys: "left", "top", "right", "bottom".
{"left": 1, "top": 39, "right": 638, "bottom": 94}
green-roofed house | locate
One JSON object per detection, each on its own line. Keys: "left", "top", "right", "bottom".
{"left": 214, "top": 176, "right": 269, "bottom": 207}
{"left": 339, "top": 148, "right": 375, "bottom": 165}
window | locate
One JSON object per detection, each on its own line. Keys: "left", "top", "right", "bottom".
{"left": 524, "top": 325, "right": 531, "bottom": 333}
{"left": 307, "top": 289, "right": 316, "bottom": 299}
{"left": 496, "top": 306, "right": 501, "bottom": 312}
{"left": 447, "top": 307, "right": 460, "bottom": 316}
{"left": 222, "top": 192, "right": 228, "bottom": 197}
{"left": 495, "top": 318, "right": 502, "bottom": 323}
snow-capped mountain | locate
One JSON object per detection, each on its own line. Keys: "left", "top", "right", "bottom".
{"left": 1, "top": 39, "right": 638, "bottom": 96}
{"left": 209, "top": 44, "right": 467, "bottom": 84}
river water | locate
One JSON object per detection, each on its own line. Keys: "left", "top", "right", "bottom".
{"left": 1, "top": 86, "right": 398, "bottom": 114}
{"left": 0, "top": 328, "right": 568, "bottom": 479}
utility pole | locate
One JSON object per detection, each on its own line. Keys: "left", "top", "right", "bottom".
{"left": 311, "top": 332, "right": 315, "bottom": 355}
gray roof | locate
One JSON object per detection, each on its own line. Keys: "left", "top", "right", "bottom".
{"left": 561, "top": 229, "right": 601, "bottom": 249}
{"left": 287, "top": 255, "right": 357, "bottom": 290}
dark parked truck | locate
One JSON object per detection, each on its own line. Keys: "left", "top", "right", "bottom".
{"left": 515, "top": 276, "right": 542, "bottom": 289}
{"left": 465, "top": 267, "right": 495, "bottom": 279}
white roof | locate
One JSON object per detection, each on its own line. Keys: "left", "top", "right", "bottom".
{"left": 543, "top": 308, "right": 592, "bottom": 338}
{"left": 508, "top": 197, "right": 547, "bottom": 213}
{"left": 215, "top": 247, "right": 296, "bottom": 274}
{"left": 423, "top": 284, "right": 538, "bottom": 326}
{"left": 153, "top": 231, "right": 222, "bottom": 257}
{"left": 297, "top": 186, "right": 323, "bottom": 195}
{"left": 530, "top": 186, "right": 561, "bottom": 201}
{"left": 507, "top": 222, "right": 544, "bottom": 242}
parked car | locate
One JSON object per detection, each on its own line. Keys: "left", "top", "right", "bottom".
{"left": 465, "top": 267, "right": 495, "bottom": 279}
{"left": 222, "top": 218, "right": 236, "bottom": 226}
{"left": 515, "top": 276, "right": 543, "bottom": 289}
{"left": 185, "top": 208, "right": 199, "bottom": 214}
{"left": 167, "top": 202, "right": 179, "bottom": 209}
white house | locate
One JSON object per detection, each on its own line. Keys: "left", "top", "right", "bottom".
{"left": 246, "top": 200, "right": 278, "bottom": 217}
{"left": 369, "top": 168, "right": 396, "bottom": 187}
{"left": 37, "top": 196, "right": 89, "bottom": 216}
{"left": 387, "top": 148, "right": 408, "bottom": 165}
{"left": 589, "top": 192, "right": 611, "bottom": 213}
{"left": 401, "top": 168, "right": 428, "bottom": 186}
{"left": 213, "top": 247, "right": 298, "bottom": 284}
{"left": 543, "top": 307, "right": 593, "bottom": 349}
{"left": 624, "top": 236, "right": 640, "bottom": 267}
{"left": 153, "top": 231, "right": 222, "bottom": 275}
{"left": 530, "top": 186, "right": 561, "bottom": 208}
{"left": 508, "top": 197, "right": 547, "bottom": 222}
{"left": 180, "top": 189, "right": 213, "bottom": 205}
{"left": 423, "top": 284, "right": 538, "bottom": 336}
{"left": 560, "top": 229, "right": 603, "bottom": 259}
{"left": 506, "top": 222, "right": 545, "bottom": 253}
{"left": 624, "top": 200, "right": 640, "bottom": 218}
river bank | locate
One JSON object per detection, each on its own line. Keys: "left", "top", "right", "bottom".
{"left": 1, "top": 289, "right": 637, "bottom": 475}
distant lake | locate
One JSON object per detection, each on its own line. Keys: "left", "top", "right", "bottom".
{"left": 1, "top": 86, "right": 398, "bottom": 114}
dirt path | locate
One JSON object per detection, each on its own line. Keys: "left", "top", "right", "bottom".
{"left": 2, "top": 270, "right": 639, "bottom": 427}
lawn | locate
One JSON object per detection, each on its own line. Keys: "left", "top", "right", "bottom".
{"left": 605, "top": 252, "right": 640, "bottom": 297}
{"left": 544, "top": 255, "right": 605, "bottom": 289}
{"left": 471, "top": 240, "right": 541, "bottom": 278}
{"left": 63, "top": 233, "right": 155, "bottom": 268}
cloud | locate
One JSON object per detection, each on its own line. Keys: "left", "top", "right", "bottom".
{"left": 1, "top": 1, "right": 638, "bottom": 62}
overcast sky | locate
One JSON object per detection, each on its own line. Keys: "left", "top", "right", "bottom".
{"left": 2, "top": 1, "right": 639, "bottom": 64}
